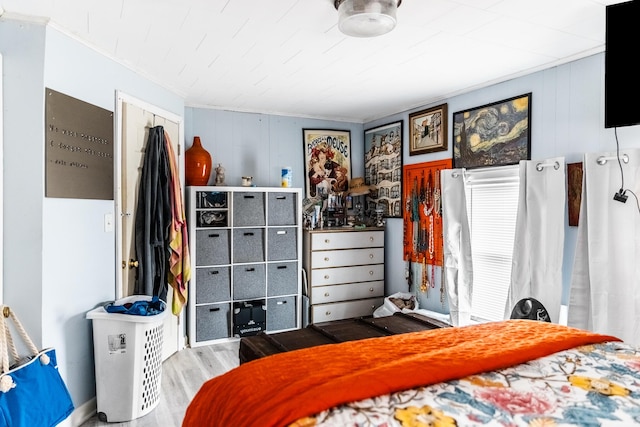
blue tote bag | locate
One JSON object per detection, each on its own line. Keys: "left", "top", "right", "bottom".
{"left": 0, "top": 306, "right": 74, "bottom": 427}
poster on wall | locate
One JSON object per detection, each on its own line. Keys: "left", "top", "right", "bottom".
{"left": 452, "top": 93, "right": 531, "bottom": 169}
{"left": 302, "top": 129, "right": 351, "bottom": 199}
{"left": 45, "top": 88, "right": 114, "bottom": 200}
{"left": 364, "top": 121, "right": 402, "bottom": 218}
{"left": 403, "top": 158, "right": 452, "bottom": 298}
{"left": 408, "top": 104, "right": 447, "bottom": 156}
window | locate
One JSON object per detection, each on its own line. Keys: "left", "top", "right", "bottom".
{"left": 465, "top": 165, "right": 519, "bottom": 322}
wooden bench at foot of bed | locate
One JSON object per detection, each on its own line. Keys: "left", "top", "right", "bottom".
{"left": 239, "top": 312, "right": 451, "bottom": 364}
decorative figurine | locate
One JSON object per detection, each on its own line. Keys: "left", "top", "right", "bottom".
{"left": 214, "top": 163, "right": 226, "bottom": 186}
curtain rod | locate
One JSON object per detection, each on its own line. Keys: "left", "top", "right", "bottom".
{"left": 535, "top": 161, "right": 560, "bottom": 171}
{"left": 596, "top": 154, "right": 628, "bottom": 165}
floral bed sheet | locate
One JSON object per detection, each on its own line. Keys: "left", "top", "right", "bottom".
{"left": 296, "top": 341, "right": 640, "bottom": 426}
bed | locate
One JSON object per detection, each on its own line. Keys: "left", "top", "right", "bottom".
{"left": 182, "top": 319, "right": 639, "bottom": 427}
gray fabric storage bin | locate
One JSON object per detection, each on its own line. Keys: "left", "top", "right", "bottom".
{"left": 233, "top": 228, "right": 265, "bottom": 263}
{"left": 196, "top": 303, "right": 231, "bottom": 341}
{"left": 233, "top": 263, "right": 266, "bottom": 300}
{"left": 267, "top": 192, "right": 297, "bottom": 226}
{"left": 267, "top": 296, "right": 296, "bottom": 331}
{"left": 267, "top": 262, "right": 298, "bottom": 296}
{"left": 233, "top": 192, "right": 265, "bottom": 226}
{"left": 196, "top": 229, "right": 230, "bottom": 265}
{"left": 195, "top": 266, "right": 231, "bottom": 303}
{"left": 267, "top": 227, "right": 297, "bottom": 261}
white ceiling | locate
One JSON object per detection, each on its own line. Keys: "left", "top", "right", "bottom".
{"left": 0, "top": 0, "right": 626, "bottom": 123}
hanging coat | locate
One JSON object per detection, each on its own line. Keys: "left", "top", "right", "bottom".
{"left": 134, "top": 126, "right": 171, "bottom": 301}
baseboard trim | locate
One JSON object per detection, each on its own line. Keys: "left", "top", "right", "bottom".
{"left": 58, "top": 397, "right": 96, "bottom": 427}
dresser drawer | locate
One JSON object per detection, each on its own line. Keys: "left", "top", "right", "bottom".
{"left": 311, "top": 247, "right": 384, "bottom": 268}
{"left": 311, "top": 230, "right": 383, "bottom": 250}
{"left": 233, "top": 228, "right": 265, "bottom": 263}
{"left": 233, "top": 192, "right": 265, "bottom": 226}
{"left": 233, "top": 264, "right": 266, "bottom": 300}
{"left": 310, "top": 264, "right": 384, "bottom": 286}
{"left": 311, "top": 297, "right": 384, "bottom": 323}
{"left": 267, "top": 227, "right": 297, "bottom": 261}
{"left": 196, "top": 303, "right": 231, "bottom": 341}
{"left": 267, "top": 192, "right": 297, "bottom": 226}
{"left": 196, "top": 229, "right": 230, "bottom": 265}
{"left": 267, "top": 262, "right": 298, "bottom": 296}
{"left": 195, "top": 266, "right": 231, "bottom": 303}
{"left": 311, "top": 281, "right": 384, "bottom": 304}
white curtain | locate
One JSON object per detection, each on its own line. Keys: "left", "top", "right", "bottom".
{"left": 569, "top": 149, "right": 640, "bottom": 345}
{"left": 441, "top": 169, "right": 473, "bottom": 326}
{"left": 505, "top": 157, "right": 566, "bottom": 323}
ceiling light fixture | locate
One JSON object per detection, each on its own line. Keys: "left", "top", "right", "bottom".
{"left": 334, "top": 0, "right": 402, "bottom": 38}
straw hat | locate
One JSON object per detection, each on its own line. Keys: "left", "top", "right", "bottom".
{"left": 349, "top": 177, "right": 371, "bottom": 196}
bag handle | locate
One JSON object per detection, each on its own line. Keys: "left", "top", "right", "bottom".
{"left": 0, "top": 306, "right": 40, "bottom": 374}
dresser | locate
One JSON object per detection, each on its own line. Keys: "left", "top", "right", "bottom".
{"left": 303, "top": 227, "right": 385, "bottom": 323}
{"left": 187, "top": 186, "right": 302, "bottom": 346}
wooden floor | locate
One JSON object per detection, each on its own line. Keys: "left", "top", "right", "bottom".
{"left": 79, "top": 341, "right": 240, "bottom": 427}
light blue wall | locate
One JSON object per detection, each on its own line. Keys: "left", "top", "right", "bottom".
{"left": 0, "top": 19, "right": 46, "bottom": 349}
{"left": 183, "top": 109, "right": 365, "bottom": 188}
{"left": 1, "top": 19, "right": 184, "bottom": 409}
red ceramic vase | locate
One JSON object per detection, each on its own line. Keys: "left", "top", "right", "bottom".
{"left": 185, "top": 136, "right": 212, "bottom": 186}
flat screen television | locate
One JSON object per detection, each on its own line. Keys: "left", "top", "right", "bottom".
{"left": 605, "top": 0, "right": 640, "bottom": 128}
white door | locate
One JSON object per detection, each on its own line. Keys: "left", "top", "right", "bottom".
{"left": 116, "top": 92, "right": 185, "bottom": 360}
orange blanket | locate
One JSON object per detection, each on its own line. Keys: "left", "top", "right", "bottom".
{"left": 182, "top": 320, "right": 619, "bottom": 427}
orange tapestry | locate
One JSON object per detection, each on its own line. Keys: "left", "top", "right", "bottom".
{"left": 402, "top": 159, "right": 452, "bottom": 290}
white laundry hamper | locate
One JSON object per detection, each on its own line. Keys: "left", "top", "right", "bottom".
{"left": 86, "top": 295, "right": 167, "bottom": 422}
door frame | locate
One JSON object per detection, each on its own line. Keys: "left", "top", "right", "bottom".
{"left": 114, "top": 90, "right": 186, "bottom": 353}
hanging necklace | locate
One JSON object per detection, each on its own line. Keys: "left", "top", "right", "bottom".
{"left": 421, "top": 255, "right": 428, "bottom": 293}
{"left": 434, "top": 169, "right": 441, "bottom": 218}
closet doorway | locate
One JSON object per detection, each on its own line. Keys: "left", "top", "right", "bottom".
{"left": 115, "top": 92, "right": 185, "bottom": 360}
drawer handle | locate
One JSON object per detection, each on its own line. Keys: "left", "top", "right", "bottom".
{"left": 369, "top": 253, "right": 374, "bottom": 259}
{"left": 324, "top": 257, "right": 330, "bottom": 261}
{"left": 324, "top": 275, "right": 330, "bottom": 280}
{"left": 324, "top": 292, "right": 330, "bottom": 297}
{"left": 277, "top": 230, "right": 286, "bottom": 235}
{"left": 369, "top": 236, "right": 374, "bottom": 242}
{"left": 277, "top": 300, "right": 287, "bottom": 305}
{"left": 370, "top": 287, "right": 375, "bottom": 292}
{"left": 209, "top": 271, "right": 219, "bottom": 275}
{"left": 326, "top": 311, "right": 331, "bottom": 316}
{"left": 276, "top": 196, "right": 286, "bottom": 200}
{"left": 244, "top": 195, "right": 255, "bottom": 199}
{"left": 209, "top": 307, "right": 220, "bottom": 312}
{"left": 244, "top": 232, "right": 254, "bottom": 236}
{"left": 208, "top": 233, "right": 220, "bottom": 237}
{"left": 324, "top": 239, "right": 330, "bottom": 244}
{"left": 369, "top": 271, "right": 374, "bottom": 275}
{"left": 277, "top": 265, "right": 288, "bottom": 270}
{"left": 246, "top": 268, "right": 255, "bottom": 272}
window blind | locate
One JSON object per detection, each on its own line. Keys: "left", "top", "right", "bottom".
{"left": 465, "top": 165, "right": 519, "bottom": 322}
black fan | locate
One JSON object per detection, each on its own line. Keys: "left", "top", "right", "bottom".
{"left": 510, "top": 298, "right": 550, "bottom": 322}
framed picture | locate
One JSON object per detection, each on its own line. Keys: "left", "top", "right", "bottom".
{"left": 302, "top": 129, "right": 352, "bottom": 199}
{"left": 409, "top": 104, "right": 448, "bottom": 156}
{"left": 453, "top": 93, "right": 531, "bottom": 169}
{"left": 364, "top": 121, "right": 403, "bottom": 218}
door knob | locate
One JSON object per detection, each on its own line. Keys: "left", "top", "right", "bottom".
{"left": 129, "top": 259, "right": 139, "bottom": 268}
